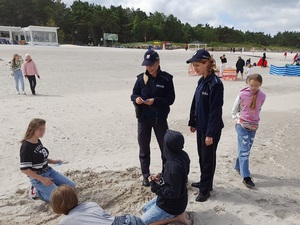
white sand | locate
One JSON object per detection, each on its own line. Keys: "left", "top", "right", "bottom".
{"left": 0, "top": 45, "right": 299, "bottom": 225}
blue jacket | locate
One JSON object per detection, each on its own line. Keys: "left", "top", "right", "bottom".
{"left": 189, "top": 72, "right": 224, "bottom": 137}
{"left": 131, "top": 67, "right": 175, "bottom": 121}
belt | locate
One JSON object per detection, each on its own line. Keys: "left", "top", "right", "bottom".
{"left": 36, "top": 167, "right": 50, "bottom": 175}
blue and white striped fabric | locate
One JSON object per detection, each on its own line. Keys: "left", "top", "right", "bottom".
{"left": 270, "top": 65, "right": 300, "bottom": 76}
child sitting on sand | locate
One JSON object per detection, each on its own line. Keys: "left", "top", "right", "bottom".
{"left": 20, "top": 119, "right": 75, "bottom": 203}
{"left": 141, "top": 130, "right": 192, "bottom": 225}
{"left": 51, "top": 185, "right": 145, "bottom": 225}
{"left": 232, "top": 74, "right": 266, "bottom": 188}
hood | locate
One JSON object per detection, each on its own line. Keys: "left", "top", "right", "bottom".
{"left": 164, "top": 130, "right": 184, "bottom": 160}
{"left": 163, "top": 130, "right": 190, "bottom": 175}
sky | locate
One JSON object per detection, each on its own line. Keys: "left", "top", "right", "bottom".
{"left": 62, "top": 0, "right": 300, "bottom": 35}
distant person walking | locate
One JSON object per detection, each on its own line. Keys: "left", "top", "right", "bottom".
{"left": 245, "top": 64, "right": 253, "bottom": 84}
{"left": 284, "top": 51, "right": 287, "bottom": 59}
{"left": 185, "top": 43, "right": 188, "bottom": 51}
{"left": 131, "top": 50, "right": 175, "bottom": 187}
{"left": 246, "top": 58, "right": 251, "bottom": 67}
{"left": 236, "top": 56, "right": 245, "bottom": 80}
{"left": 261, "top": 52, "right": 266, "bottom": 68}
{"left": 10, "top": 54, "right": 26, "bottom": 95}
{"left": 187, "top": 50, "right": 224, "bottom": 202}
{"left": 232, "top": 74, "right": 266, "bottom": 188}
{"left": 23, "top": 54, "right": 40, "bottom": 95}
{"left": 219, "top": 54, "right": 227, "bottom": 77}
{"left": 292, "top": 53, "right": 298, "bottom": 64}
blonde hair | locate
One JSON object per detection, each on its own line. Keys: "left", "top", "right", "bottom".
{"left": 51, "top": 185, "right": 78, "bottom": 215}
{"left": 21, "top": 118, "right": 46, "bottom": 143}
{"left": 12, "top": 54, "right": 19, "bottom": 67}
{"left": 248, "top": 74, "right": 263, "bottom": 110}
{"left": 200, "top": 57, "right": 216, "bottom": 74}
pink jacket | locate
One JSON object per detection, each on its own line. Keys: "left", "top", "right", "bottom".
{"left": 232, "top": 87, "right": 266, "bottom": 124}
{"left": 23, "top": 60, "right": 39, "bottom": 76}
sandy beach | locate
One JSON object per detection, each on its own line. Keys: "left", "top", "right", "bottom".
{"left": 0, "top": 45, "right": 299, "bottom": 225}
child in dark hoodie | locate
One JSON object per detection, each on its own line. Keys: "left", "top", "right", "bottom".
{"left": 141, "top": 130, "right": 191, "bottom": 225}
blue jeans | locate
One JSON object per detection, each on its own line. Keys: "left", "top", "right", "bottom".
{"left": 141, "top": 197, "right": 175, "bottom": 225}
{"left": 234, "top": 124, "right": 256, "bottom": 178}
{"left": 30, "top": 167, "right": 75, "bottom": 203}
{"left": 13, "top": 69, "right": 24, "bottom": 92}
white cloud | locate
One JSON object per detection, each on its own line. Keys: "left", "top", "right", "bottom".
{"left": 63, "top": 0, "right": 300, "bottom": 34}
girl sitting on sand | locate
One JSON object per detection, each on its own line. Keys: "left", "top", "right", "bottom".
{"left": 10, "top": 54, "right": 26, "bottom": 95}
{"left": 141, "top": 130, "right": 192, "bottom": 225}
{"left": 51, "top": 185, "right": 146, "bottom": 225}
{"left": 232, "top": 74, "right": 266, "bottom": 188}
{"left": 20, "top": 118, "right": 75, "bottom": 203}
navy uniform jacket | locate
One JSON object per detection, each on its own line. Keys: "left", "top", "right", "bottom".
{"left": 131, "top": 67, "right": 175, "bottom": 121}
{"left": 188, "top": 71, "right": 224, "bottom": 137}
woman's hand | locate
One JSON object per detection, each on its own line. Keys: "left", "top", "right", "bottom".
{"left": 135, "top": 97, "right": 144, "bottom": 105}
{"left": 148, "top": 175, "right": 156, "bottom": 182}
{"left": 154, "top": 173, "right": 161, "bottom": 182}
{"left": 40, "top": 177, "right": 54, "bottom": 186}
{"left": 205, "top": 137, "right": 213, "bottom": 146}
{"left": 144, "top": 98, "right": 154, "bottom": 106}
{"left": 190, "top": 127, "right": 196, "bottom": 133}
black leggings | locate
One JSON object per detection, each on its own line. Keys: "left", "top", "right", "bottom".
{"left": 27, "top": 76, "right": 37, "bottom": 94}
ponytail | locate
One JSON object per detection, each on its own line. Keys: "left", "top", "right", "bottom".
{"left": 248, "top": 74, "right": 263, "bottom": 110}
{"left": 249, "top": 92, "right": 258, "bottom": 110}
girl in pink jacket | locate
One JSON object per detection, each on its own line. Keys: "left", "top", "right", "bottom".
{"left": 23, "top": 54, "right": 40, "bottom": 95}
{"left": 232, "top": 74, "right": 266, "bottom": 188}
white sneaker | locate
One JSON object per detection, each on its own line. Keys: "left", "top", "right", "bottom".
{"left": 17, "top": 92, "right": 20, "bottom": 95}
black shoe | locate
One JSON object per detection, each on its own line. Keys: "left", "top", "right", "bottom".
{"left": 196, "top": 192, "right": 210, "bottom": 202}
{"left": 191, "top": 182, "right": 200, "bottom": 188}
{"left": 243, "top": 177, "right": 255, "bottom": 188}
{"left": 142, "top": 178, "right": 150, "bottom": 187}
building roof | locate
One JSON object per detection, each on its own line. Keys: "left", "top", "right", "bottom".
{"left": 23, "top": 26, "right": 59, "bottom": 31}
{"left": 0, "top": 26, "right": 22, "bottom": 32}
{"left": 189, "top": 41, "right": 207, "bottom": 45}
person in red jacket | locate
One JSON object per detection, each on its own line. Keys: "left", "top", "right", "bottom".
{"left": 292, "top": 53, "right": 299, "bottom": 64}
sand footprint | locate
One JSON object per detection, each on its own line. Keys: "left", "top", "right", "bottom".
{"left": 255, "top": 198, "right": 269, "bottom": 207}
{"left": 274, "top": 209, "right": 289, "bottom": 220}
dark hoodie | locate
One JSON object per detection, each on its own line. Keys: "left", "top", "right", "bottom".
{"left": 150, "top": 130, "right": 190, "bottom": 215}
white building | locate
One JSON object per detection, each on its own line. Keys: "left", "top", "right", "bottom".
{"left": 0, "top": 25, "right": 59, "bottom": 46}
{"left": 0, "top": 26, "right": 21, "bottom": 44}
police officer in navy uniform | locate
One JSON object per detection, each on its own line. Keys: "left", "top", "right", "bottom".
{"left": 187, "top": 49, "right": 224, "bottom": 202}
{"left": 131, "top": 50, "right": 175, "bottom": 187}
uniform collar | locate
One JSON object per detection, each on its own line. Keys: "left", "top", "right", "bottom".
{"left": 145, "top": 66, "right": 162, "bottom": 79}
{"left": 199, "top": 70, "right": 215, "bottom": 84}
